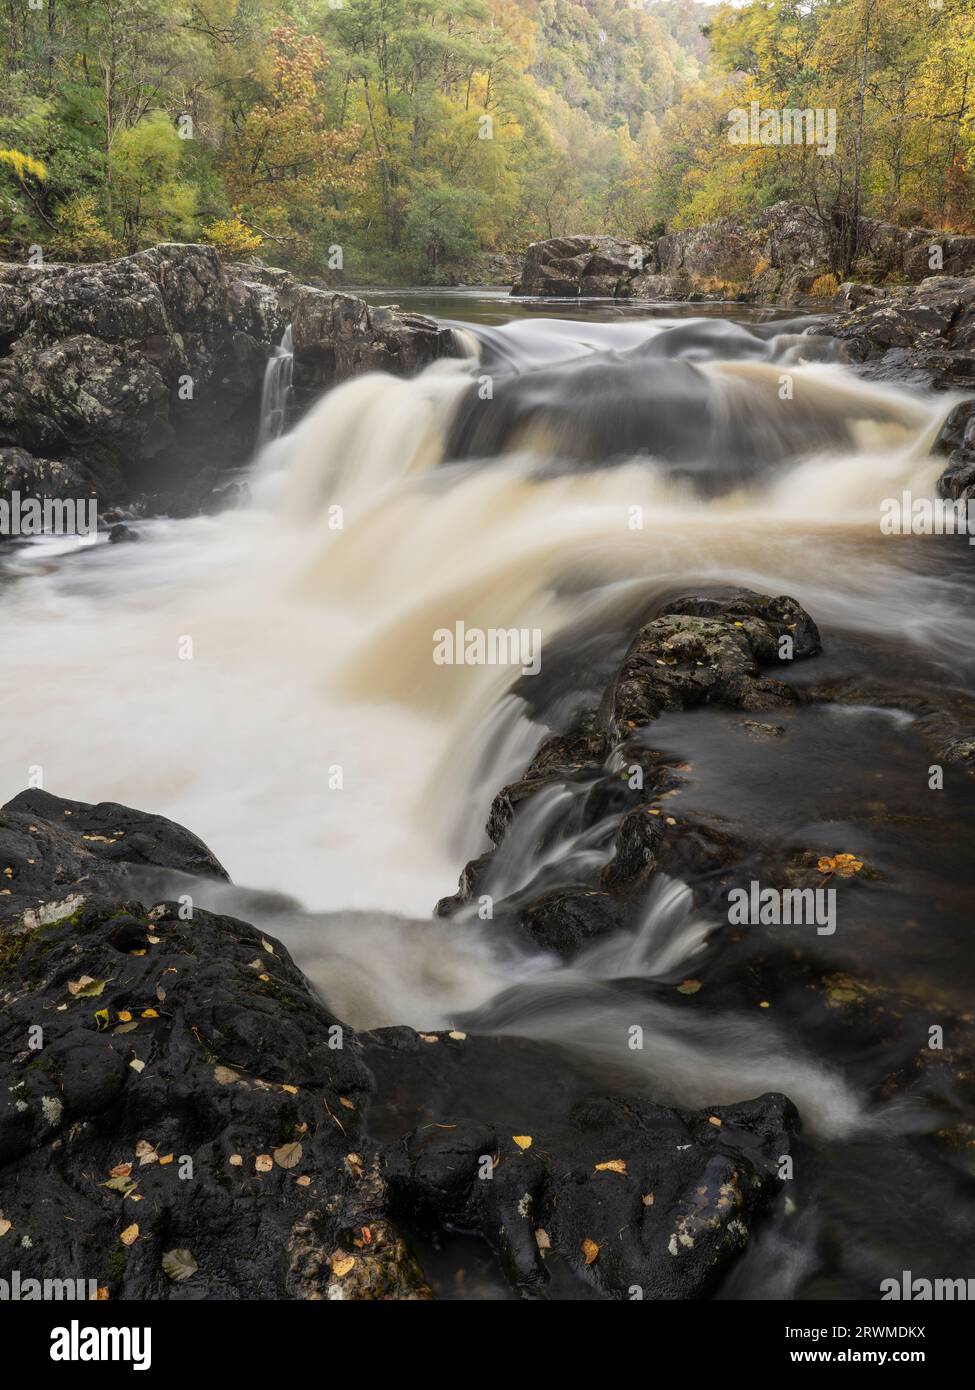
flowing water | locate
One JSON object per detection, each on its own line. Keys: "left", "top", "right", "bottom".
{"left": 3, "top": 291, "right": 974, "bottom": 1297}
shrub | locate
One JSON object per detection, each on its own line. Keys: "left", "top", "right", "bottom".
{"left": 203, "top": 215, "right": 263, "bottom": 259}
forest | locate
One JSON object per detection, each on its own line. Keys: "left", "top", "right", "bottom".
{"left": 1, "top": 0, "right": 974, "bottom": 281}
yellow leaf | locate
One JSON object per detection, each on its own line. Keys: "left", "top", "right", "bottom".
{"left": 708, "top": 1115, "right": 722, "bottom": 1127}
{"left": 158, "top": 1154, "right": 174, "bottom": 1165}
{"left": 594, "top": 1159, "right": 627, "bottom": 1174}
{"left": 281, "top": 1084, "right": 298, "bottom": 1095}
{"left": 140, "top": 1008, "right": 158, "bottom": 1019}
{"left": 119, "top": 1224, "right": 139, "bottom": 1247}
{"left": 94, "top": 1009, "right": 110, "bottom": 1030}
{"left": 677, "top": 979, "right": 701, "bottom": 995}
{"left": 330, "top": 1253, "right": 355, "bottom": 1278}
{"left": 118, "top": 1011, "right": 133, "bottom": 1023}
{"left": 512, "top": 1135, "right": 532, "bottom": 1150}
{"left": 581, "top": 1238, "right": 599, "bottom": 1265}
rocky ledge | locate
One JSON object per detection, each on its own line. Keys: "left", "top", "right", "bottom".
{"left": 512, "top": 201, "right": 975, "bottom": 305}
{"left": 0, "top": 245, "right": 455, "bottom": 517}
{"left": 813, "top": 275, "right": 975, "bottom": 503}
{"left": 0, "top": 787, "right": 795, "bottom": 1300}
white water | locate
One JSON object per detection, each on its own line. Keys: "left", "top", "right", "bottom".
{"left": 2, "top": 311, "right": 968, "bottom": 1134}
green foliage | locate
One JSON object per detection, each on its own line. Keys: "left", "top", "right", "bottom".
{"left": 0, "top": 0, "right": 971, "bottom": 279}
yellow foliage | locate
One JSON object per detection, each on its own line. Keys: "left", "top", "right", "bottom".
{"left": 810, "top": 273, "right": 839, "bottom": 299}
{"left": 203, "top": 216, "right": 264, "bottom": 259}
{"left": 0, "top": 148, "right": 47, "bottom": 183}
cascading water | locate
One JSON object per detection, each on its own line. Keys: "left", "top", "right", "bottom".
{"left": 2, "top": 307, "right": 973, "bottom": 1182}
{"left": 256, "top": 324, "right": 294, "bottom": 450}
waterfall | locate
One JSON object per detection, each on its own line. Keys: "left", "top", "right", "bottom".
{"left": 256, "top": 324, "right": 294, "bottom": 450}
{"left": 0, "top": 308, "right": 969, "bottom": 1141}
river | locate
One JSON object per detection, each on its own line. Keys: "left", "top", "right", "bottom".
{"left": 2, "top": 290, "right": 974, "bottom": 1298}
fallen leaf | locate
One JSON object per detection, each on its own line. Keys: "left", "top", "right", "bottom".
{"left": 102, "top": 1175, "right": 138, "bottom": 1196}
{"left": 642, "top": 1193, "right": 655, "bottom": 1206}
{"left": 158, "top": 1154, "right": 174, "bottom": 1166}
{"left": 330, "top": 1253, "right": 355, "bottom": 1278}
{"left": 161, "top": 1248, "right": 198, "bottom": 1282}
{"left": 0, "top": 1216, "right": 10, "bottom": 1238}
{"left": 708, "top": 1116, "right": 722, "bottom": 1127}
{"left": 273, "top": 1141, "right": 303, "bottom": 1170}
{"left": 117, "top": 1011, "right": 133, "bottom": 1023}
{"left": 229, "top": 1154, "right": 243, "bottom": 1167}
{"left": 68, "top": 976, "right": 105, "bottom": 998}
{"left": 255, "top": 1154, "right": 273, "bottom": 1173}
{"left": 96, "top": 1287, "right": 109, "bottom": 1300}
{"left": 129, "top": 1059, "right": 145, "bottom": 1074}
{"left": 338, "top": 1096, "right": 356, "bottom": 1111}
{"left": 119, "top": 1224, "right": 139, "bottom": 1247}
{"left": 534, "top": 1228, "right": 551, "bottom": 1252}
{"left": 135, "top": 1140, "right": 158, "bottom": 1165}
{"left": 281, "top": 1084, "right": 298, "bottom": 1095}
{"left": 418, "top": 1032, "right": 439, "bottom": 1043}
{"left": 296, "top": 1175, "right": 311, "bottom": 1187}
{"left": 260, "top": 937, "right": 276, "bottom": 956}
{"left": 594, "top": 1159, "right": 627, "bottom": 1175}
{"left": 582, "top": 1238, "right": 600, "bottom": 1265}
{"left": 512, "top": 1135, "right": 533, "bottom": 1150}
{"left": 213, "top": 1065, "right": 239, "bottom": 1085}
{"left": 94, "top": 1009, "right": 110, "bottom": 1030}
{"left": 109, "top": 1163, "right": 132, "bottom": 1178}
{"left": 448, "top": 1030, "right": 467, "bottom": 1041}
{"left": 677, "top": 979, "right": 702, "bottom": 995}
{"left": 140, "top": 1008, "right": 159, "bottom": 1020}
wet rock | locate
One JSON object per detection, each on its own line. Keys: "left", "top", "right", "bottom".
{"left": 609, "top": 590, "right": 820, "bottom": 736}
{"left": 0, "top": 245, "right": 458, "bottom": 511}
{"left": 108, "top": 522, "right": 139, "bottom": 544}
{"left": 289, "top": 288, "right": 454, "bottom": 407}
{"left": 440, "top": 589, "right": 821, "bottom": 951}
{"left": 512, "top": 235, "right": 655, "bottom": 298}
{"left": 814, "top": 274, "right": 975, "bottom": 387}
{"left": 0, "top": 789, "right": 795, "bottom": 1301}
{"left": 514, "top": 204, "right": 975, "bottom": 306}
{"left": 367, "top": 1028, "right": 797, "bottom": 1300}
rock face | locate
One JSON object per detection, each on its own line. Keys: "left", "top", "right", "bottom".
{"left": 512, "top": 201, "right": 975, "bottom": 303}
{"left": 812, "top": 274, "right": 975, "bottom": 500}
{"left": 0, "top": 245, "right": 455, "bottom": 517}
{"left": 0, "top": 788, "right": 796, "bottom": 1301}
